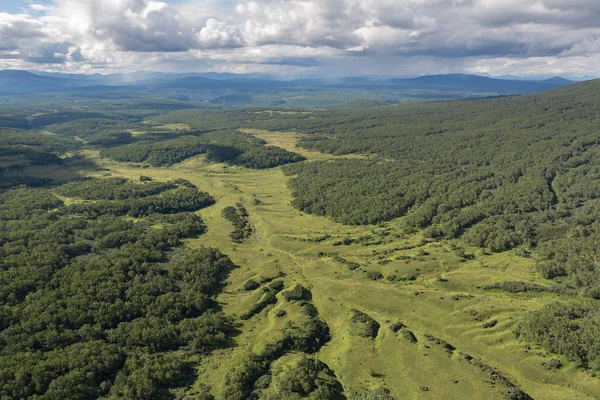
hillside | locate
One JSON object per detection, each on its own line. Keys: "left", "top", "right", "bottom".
{"left": 0, "top": 70, "right": 75, "bottom": 94}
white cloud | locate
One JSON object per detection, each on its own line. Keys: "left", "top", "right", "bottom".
{"left": 236, "top": 0, "right": 362, "bottom": 47}
{"left": 0, "top": 0, "right": 599, "bottom": 76}
{"left": 29, "top": 4, "right": 51, "bottom": 12}
{"left": 0, "top": 13, "right": 46, "bottom": 48}
{"left": 198, "top": 18, "right": 244, "bottom": 48}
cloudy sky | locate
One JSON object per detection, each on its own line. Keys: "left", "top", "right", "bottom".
{"left": 1, "top": 0, "right": 599, "bottom": 77}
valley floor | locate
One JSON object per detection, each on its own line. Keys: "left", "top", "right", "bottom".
{"left": 56, "top": 133, "right": 600, "bottom": 399}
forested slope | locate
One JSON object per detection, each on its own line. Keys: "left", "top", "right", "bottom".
{"left": 274, "top": 80, "right": 600, "bottom": 369}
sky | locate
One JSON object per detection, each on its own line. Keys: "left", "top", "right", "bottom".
{"left": 1, "top": 0, "right": 600, "bottom": 78}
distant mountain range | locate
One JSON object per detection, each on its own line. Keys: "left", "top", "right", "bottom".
{"left": 392, "top": 73, "right": 574, "bottom": 94}
{"left": 0, "top": 70, "right": 579, "bottom": 105}
{"left": 0, "top": 70, "right": 75, "bottom": 93}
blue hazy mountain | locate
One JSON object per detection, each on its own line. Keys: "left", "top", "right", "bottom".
{"left": 0, "top": 70, "right": 77, "bottom": 94}
{"left": 0, "top": 70, "right": 577, "bottom": 104}
{"left": 389, "top": 73, "right": 573, "bottom": 94}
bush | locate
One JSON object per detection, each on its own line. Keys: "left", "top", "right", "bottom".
{"left": 282, "top": 284, "right": 311, "bottom": 301}
{"left": 283, "top": 314, "right": 331, "bottom": 353}
{"left": 483, "top": 320, "right": 498, "bottom": 329}
{"left": 244, "top": 279, "right": 260, "bottom": 291}
{"left": 267, "top": 280, "right": 285, "bottom": 293}
{"left": 222, "top": 204, "right": 252, "bottom": 242}
{"left": 241, "top": 292, "right": 277, "bottom": 320}
{"left": 400, "top": 329, "right": 418, "bottom": 343}
{"left": 349, "top": 309, "right": 380, "bottom": 339}
{"left": 389, "top": 322, "right": 405, "bottom": 333}
{"left": 366, "top": 271, "right": 383, "bottom": 280}
{"left": 333, "top": 256, "right": 360, "bottom": 270}
{"left": 272, "top": 357, "right": 343, "bottom": 398}
{"left": 223, "top": 355, "right": 270, "bottom": 400}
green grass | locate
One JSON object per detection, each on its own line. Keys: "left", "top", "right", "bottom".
{"left": 22, "top": 129, "right": 598, "bottom": 400}
{"left": 239, "top": 128, "right": 367, "bottom": 161}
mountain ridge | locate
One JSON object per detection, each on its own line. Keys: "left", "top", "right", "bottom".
{"left": 0, "top": 69, "right": 579, "bottom": 102}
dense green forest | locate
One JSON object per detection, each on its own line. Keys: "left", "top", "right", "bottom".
{"left": 0, "top": 178, "right": 236, "bottom": 399}
{"left": 279, "top": 80, "right": 600, "bottom": 368}
{"left": 0, "top": 127, "right": 82, "bottom": 189}
{"left": 0, "top": 127, "right": 80, "bottom": 167}
{"left": 274, "top": 82, "right": 600, "bottom": 286}
{"left": 100, "top": 130, "right": 305, "bottom": 168}
{"left": 517, "top": 302, "right": 600, "bottom": 370}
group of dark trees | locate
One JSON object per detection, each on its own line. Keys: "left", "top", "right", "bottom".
{"left": 0, "top": 98, "right": 201, "bottom": 130}
{"left": 0, "top": 127, "right": 80, "bottom": 169}
{"left": 100, "top": 130, "right": 305, "bottom": 168}
{"left": 516, "top": 302, "right": 600, "bottom": 370}
{"left": 0, "top": 178, "right": 236, "bottom": 399}
{"left": 54, "top": 177, "right": 179, "bottom": 200}
{"left": 62, "top": 185, "right": 214, "bottom": 219}
{"left": 0, "top": 127, "right": 83, "bottom": 190}
{"left": 45, "top": 118, "right": 139, "bottom": 146}
{"left": 222, "top": 203, "right": 252, "bottom": 242}
{"left": 150, "top": 108, "right": 277, "bottom": 132}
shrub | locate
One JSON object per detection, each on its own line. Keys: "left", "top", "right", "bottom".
{"left": 400, "top": 329, "right": 418, "bottom": 343}
{"left": 282, "top": 284, "right": 310, "bottom": 301}
{"left": 244, "top": 279, "right": 260, "bottom": 291}
{"left": 366, "top": 271, "right": 383, "bottom": 280}
{"left": 349, "top": 309, "right": 380, "bottom": 339}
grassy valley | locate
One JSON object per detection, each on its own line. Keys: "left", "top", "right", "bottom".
{"left": 1, "top": 79, "right": 600, "bottom": 399}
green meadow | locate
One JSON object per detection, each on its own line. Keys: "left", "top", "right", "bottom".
{"left": 61, "top": 128, "right": 596, "bottom": 400}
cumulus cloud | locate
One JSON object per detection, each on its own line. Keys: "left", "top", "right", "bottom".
{"left": 0, "top": 13, "right": 46, "bottom": 50}
{"left": 198, "top": 18, "right": 245, "bottom": 48}
{"left": 47, "top": 0, "right": 194, "bottom": 52}
{"left": 236, "top": 0, "right": 362, "bottom": 47}
{"left": 0, "top": 0, "right": 599, "bottom": 76}
{"left": 0, "top": 12, "right": 72, "bottom": 63}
